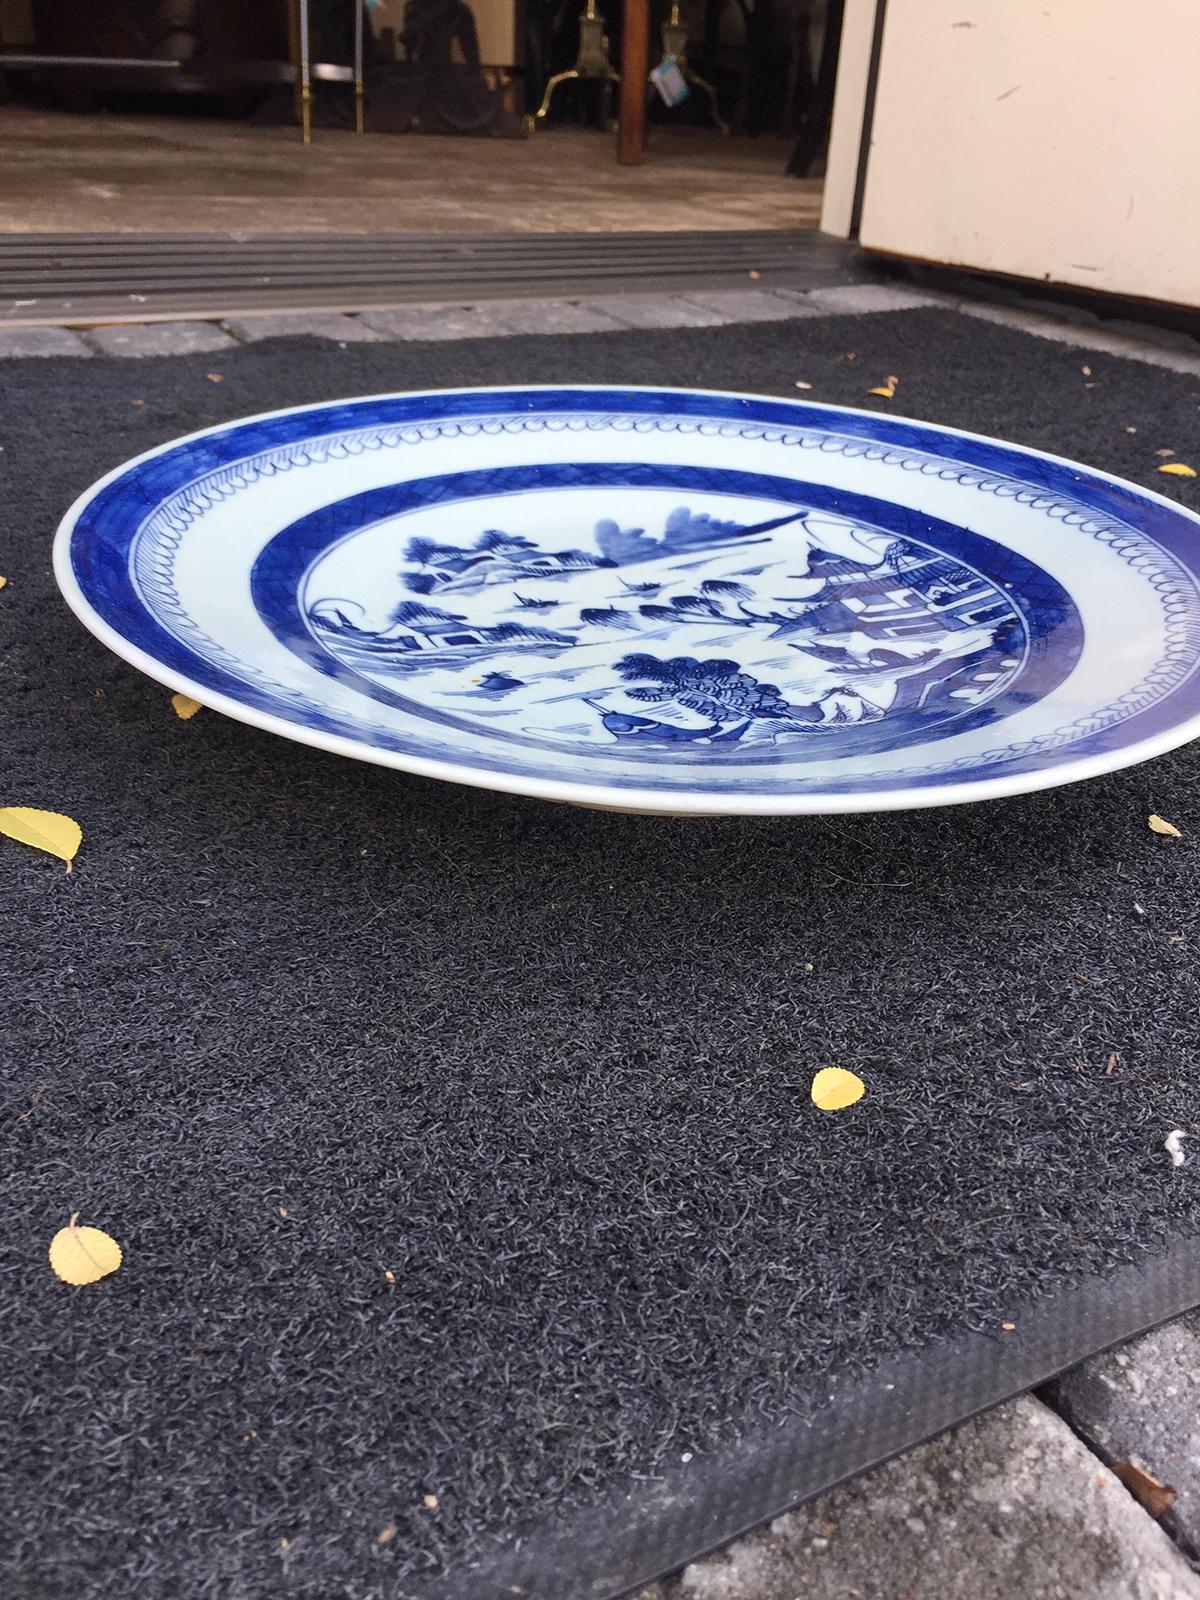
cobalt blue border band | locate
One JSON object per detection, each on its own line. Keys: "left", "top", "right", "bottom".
{"left": 66, "top": 388, "right": 1200, "bottom": 796}
{"left": 248, "top": 460, "right": 1083, "bottom": 768}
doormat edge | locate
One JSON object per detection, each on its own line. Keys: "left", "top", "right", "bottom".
{"left": 454, "top": 1233, "right": 1200, "bottom": 1600}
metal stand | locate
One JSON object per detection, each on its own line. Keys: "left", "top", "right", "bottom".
{"left": 527, "top": 0, "right": 619, "bottom": 130}
{"left": 296, "top": 0, "right": 367, "bottom": 142}
{"left": 650, "top": 1, "right": 727, "bottom": 135}
{"left": 0, "top": 5, "right": 365, "bottom": 145}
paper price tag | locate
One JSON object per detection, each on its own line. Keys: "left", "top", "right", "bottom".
{"left": 650, "top": 60, "right": 690, "bottom": 107}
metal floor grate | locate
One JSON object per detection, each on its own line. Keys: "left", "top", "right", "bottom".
{"left": 0, "top": 229, "right": 872, "bottom": 325}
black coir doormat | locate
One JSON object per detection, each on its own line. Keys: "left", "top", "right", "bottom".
{"left": 3, "top": 311, "right": 1200, "bottom": 1600}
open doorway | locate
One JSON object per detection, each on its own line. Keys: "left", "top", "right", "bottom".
{"left": 0, "top": 0, "right": 839, "bottom": 235}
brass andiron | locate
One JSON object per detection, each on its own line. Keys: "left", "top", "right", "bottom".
{"left": 651, "top": 1, "right": 728, "bottom": 135}
{"left": 527, "top": 0, "right": 620, "bottom": 130}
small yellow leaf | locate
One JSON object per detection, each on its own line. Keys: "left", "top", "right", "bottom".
{"left": 1148, "top": 814, "right": 1182, "bottom": 838}
{"left": 869, "top": 376, "right": 899, "bottom": 399}
{"left": 0, "top": 574, "right": 7, "bottom": 590}
{"left": 0, "top": 806, "right": 82, "bottom": 870}
{"left": 206, "top": 372, "right": 224, "bottom": 383}
{"left": 171, "top": 693, "right": 203, "bottom": 720}
{"left": 48, "top": 1212, "right": 122, "bottom": 1285}
{"left": 811, "top": 1066, "right": 866, "bottom": 1112}
{"left": 1157, "top": 462, "right": 1197, "bottom": 478}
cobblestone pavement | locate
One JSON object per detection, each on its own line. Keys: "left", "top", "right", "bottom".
{"left": 636, "top": 1391, "right": 1200, "bottom": 1600}
{"left": 3, "top": 283, "right": 1197, "bottom": 1597}
{"left": 1046, "top": 1313, "right": 1200, "bottom": 1566}
{"left": 2, "top": 282, "right": 1198, "bottom": 379}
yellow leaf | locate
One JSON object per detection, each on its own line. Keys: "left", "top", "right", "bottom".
{"left": 811, "top": 1066, "right": 866, "bottom": 1112}
{"left": 1148, "top": 814, "right": 1182, "bottom": 838}
{"left": 48, "top": 1212, "right": 123, "bottom": 1285}
{"left": 0, "top": 574, "right": 7, "bottom": 590}
{"left": 206, "top": 372, "right": 224, "bottom": 383}
{"left": 1157, "top": 462, "right": 1197, "bottom": 478}
{"left": 0, "top": 806, "right": 82, "bottom": 870}
{"left": 869, "top": 376, "right": 899, "bottom": 399}
{"left": 171, "top": 693, "right": 203, "bottom": 721}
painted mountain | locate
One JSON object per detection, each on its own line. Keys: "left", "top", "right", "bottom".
{"left": 308, "top": 598, "right": 574, "bottom": 665}
{"left": 402, "top": 530, "right": 614, "bottom": 596}
{"left": 594, "top": 505, "right": 776, "bottom": 563}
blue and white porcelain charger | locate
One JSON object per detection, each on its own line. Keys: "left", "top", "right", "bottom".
{"left": 55, "top": 386, "right": 1200, "bottom": 815}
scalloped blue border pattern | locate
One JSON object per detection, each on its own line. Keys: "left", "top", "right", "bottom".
{"left": 68, "top": 389, "right": 1200, "bottom": 796}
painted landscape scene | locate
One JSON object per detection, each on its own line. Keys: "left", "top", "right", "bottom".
{"left": 304, "top": 490, "right": 1024, "bottom": 749}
